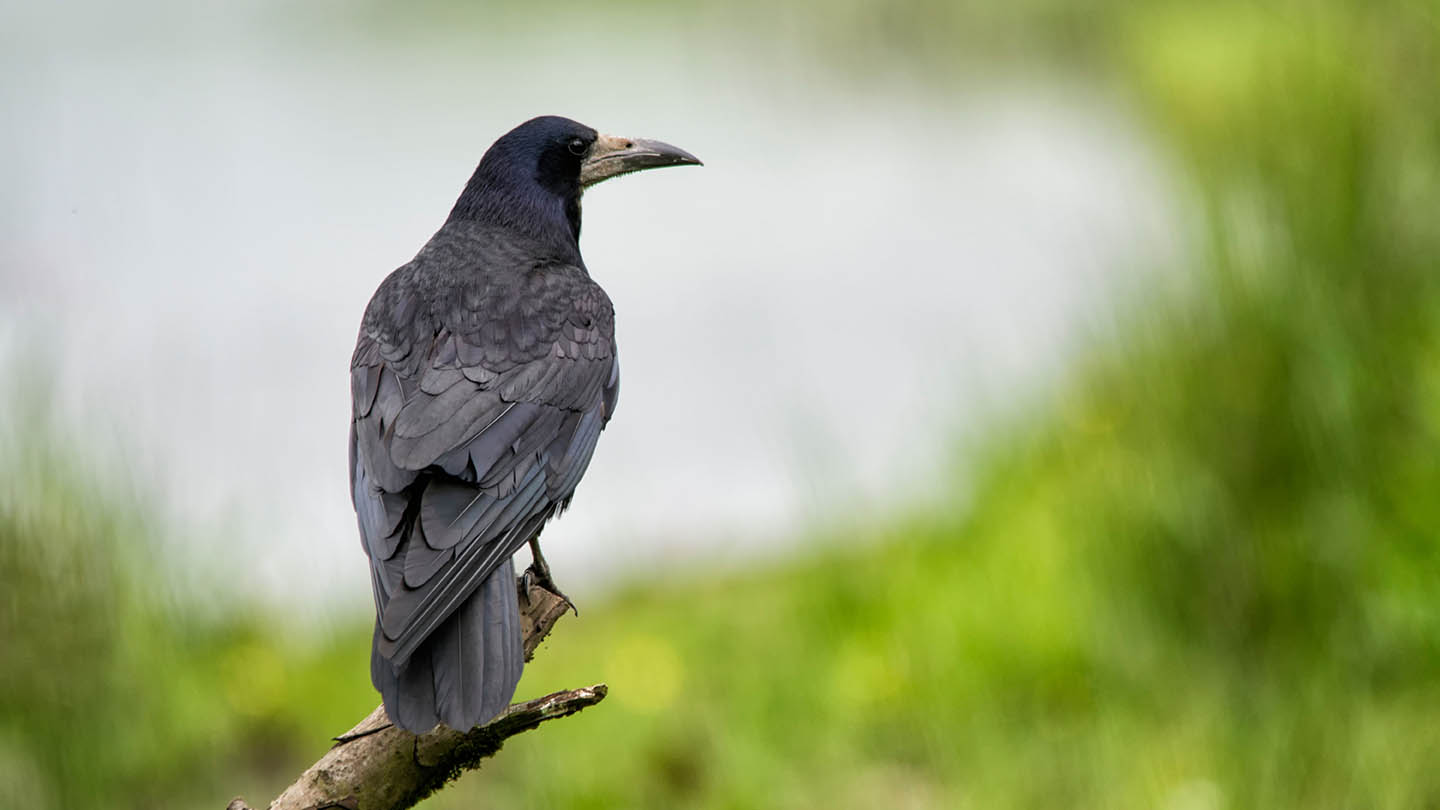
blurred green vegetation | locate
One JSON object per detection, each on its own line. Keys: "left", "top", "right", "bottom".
{"left": 0, "top": 384, "right": 381, "bottom": 809}
{"left": 5, "top": 0, "right": 1440, "bottom": 807}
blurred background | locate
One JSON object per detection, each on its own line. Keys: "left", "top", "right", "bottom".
{"left": 2, "top": 0, "right": 1438, "bottom": 807}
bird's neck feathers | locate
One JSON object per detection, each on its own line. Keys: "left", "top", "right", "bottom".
{"left": 446, "top": 154, "right": 584, "bottom": 263}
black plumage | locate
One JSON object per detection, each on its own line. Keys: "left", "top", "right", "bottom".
{"left": 350, "top": 116, "right": 698, "bottom": 732}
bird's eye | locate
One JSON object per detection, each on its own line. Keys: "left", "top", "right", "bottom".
{"left": 567, "top": 137, "right": 587, "bottom": 156}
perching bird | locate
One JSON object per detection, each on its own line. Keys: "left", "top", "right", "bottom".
{"left": 349, "top": 116, "right": 700, "bottom": 733}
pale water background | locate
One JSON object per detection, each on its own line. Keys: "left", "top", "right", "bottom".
{"left": 1, "top": 0, "right": 1180, "bottom": 617}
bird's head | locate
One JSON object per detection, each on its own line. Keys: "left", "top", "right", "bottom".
{"left": 448, "top": 115, "right": 701, "bottom": 254}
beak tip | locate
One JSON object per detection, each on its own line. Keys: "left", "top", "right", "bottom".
{"left": 670, "top": 148, "right": 703, "bottom": 168}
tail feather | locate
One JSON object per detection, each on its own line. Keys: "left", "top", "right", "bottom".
{"left": 372, "top": 621, "right": 439, "bottom": 732}
{"left": 372, "top": 557, "right": 524, "bottom": 733}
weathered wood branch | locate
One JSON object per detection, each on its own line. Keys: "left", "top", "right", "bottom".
{"left": 227, "top": 579, "right": 604, "bottom": 810}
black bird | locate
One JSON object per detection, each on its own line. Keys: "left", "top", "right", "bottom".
{"left": 350, "top": 116, "right": 700, "bottom": 732}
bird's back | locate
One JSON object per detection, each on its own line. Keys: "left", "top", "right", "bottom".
{"left": 350, "top": 220, "right": 618, "bottom": 732}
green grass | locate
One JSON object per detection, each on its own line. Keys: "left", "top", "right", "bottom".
{"left": 437, "top": 503, "right": 1440, "bottom": 808}
{"left": 0, "top": 384, "right": 383, "bottom": 809}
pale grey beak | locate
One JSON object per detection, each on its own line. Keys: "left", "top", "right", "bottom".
{"left": 580, "top": 133, "right": 703, "bottom": 188}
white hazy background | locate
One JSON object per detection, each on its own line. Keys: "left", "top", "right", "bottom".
{"left": 0, "top": 1, "right": 1180, "bottom": 619}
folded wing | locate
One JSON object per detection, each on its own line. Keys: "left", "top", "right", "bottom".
{"left": 350, "top": 274, "right": 618, "bottom": 672}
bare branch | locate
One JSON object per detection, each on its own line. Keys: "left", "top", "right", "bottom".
{"left": 228, "top": 578, "right": 604, "bottom": 810}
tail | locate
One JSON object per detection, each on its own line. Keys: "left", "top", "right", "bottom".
{"left": 371, "top": 557, "right": 524, "bottom": 733}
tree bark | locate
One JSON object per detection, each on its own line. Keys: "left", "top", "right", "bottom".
{"left": 227, "top": 578, "right": 604, "bottom": 810}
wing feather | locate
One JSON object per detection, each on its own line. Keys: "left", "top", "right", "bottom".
{"left": 353, "top": 256, "right": 619, "bottom": 671}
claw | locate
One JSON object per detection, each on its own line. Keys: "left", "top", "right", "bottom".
{"left": 518, "top": 568, "right": 536, "bottom": 608}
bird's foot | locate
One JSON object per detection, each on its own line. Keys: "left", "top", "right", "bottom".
{"left": 523, "top": 557, "right": 578, "bottom": 616}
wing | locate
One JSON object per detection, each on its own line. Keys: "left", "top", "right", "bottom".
{"left": 351, "top": 263, "right": 618, "bottom": 668}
